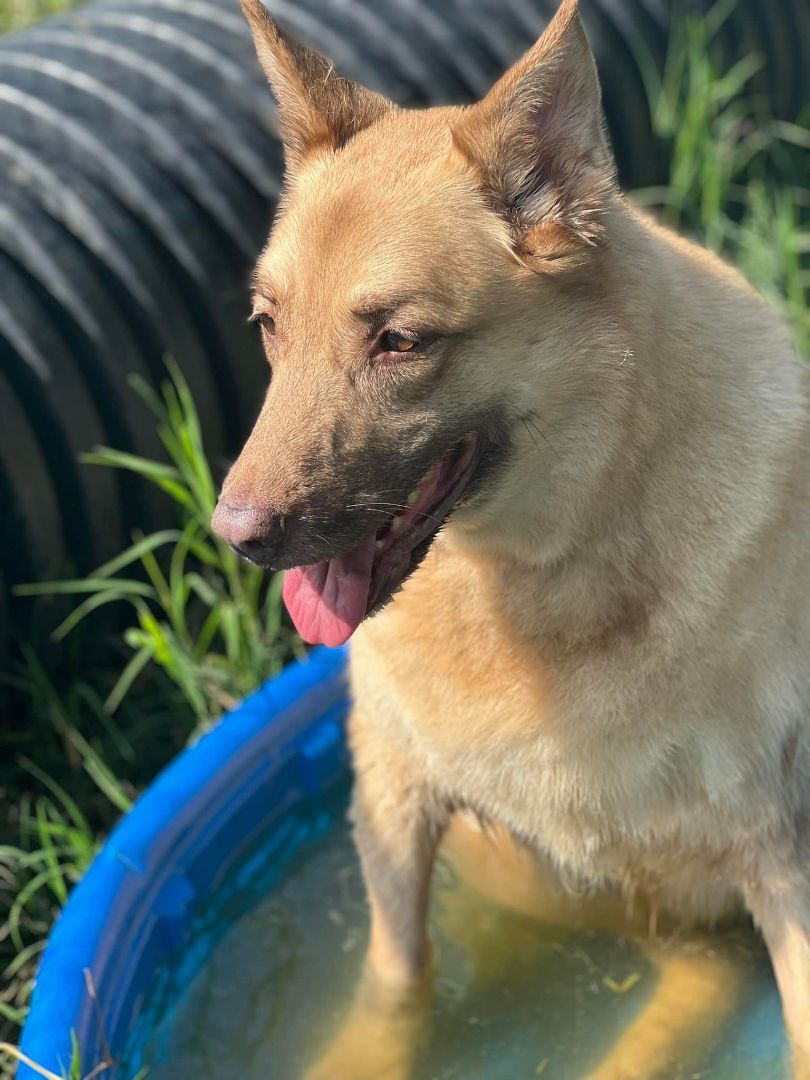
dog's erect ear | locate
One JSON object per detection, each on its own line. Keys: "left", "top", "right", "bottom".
{"left": 241, "top": 0, "right": 392, "bottom": 173}
{"left": 453, "top": 0, "right": 616, "bottom": 270}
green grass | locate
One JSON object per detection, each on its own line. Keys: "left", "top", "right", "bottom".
{"left": 0, "top": 0, "right": 80, "bottom": 35}
{"left": 0, "top": 649, "right": 192, "bottom": 1078}
{"left": 1, "top": 1030, "right": 148, "bottom": 1079}
{"left": 0, "top": 0, "right": 807, "bottom": 1077}
{"left": 2, "top": 364, "right": 302, "bottom": 1074}
{"left": 633, "top": 0, "right": 809, "bottom": 354}
{"left": 17, "top": 362, "right": 303, "bottom": 724}
{"left": 0, "top": 662, "right": 133, "bottom": 1079}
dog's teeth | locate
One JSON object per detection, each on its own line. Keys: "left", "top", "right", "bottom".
{"left": 407, "top": 488, "right": 420, "bottom": 506}
{"left": 391, "top": 516, "right": 406, "bottom": 533}
{"left": 375, "top": 539, "right": 386, "bottom": 550}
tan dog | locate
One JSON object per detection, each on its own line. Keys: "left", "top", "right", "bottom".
{"left": 213, "top": 0, "right": 810, "bottom": 1075}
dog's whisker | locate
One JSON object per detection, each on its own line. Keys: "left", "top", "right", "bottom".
{"left": 521, "top": 417, "right": 542, "bottom": 459}
{"left": 521, "top": 410, "right": 559, "bottom": 459}
{"left": 370, "top": 502, "right": 444, "bottom": 525}
{"left": 308, "top": 528, "right": 337, "bottom": 556}
{"left": 344, "top": 502, "right": 444, "bottom": 526}
{"left": 344, "top": 506, "right": 395, "bottom": 519}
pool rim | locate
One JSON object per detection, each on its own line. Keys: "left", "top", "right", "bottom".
{"left": 17, "top": 645, "right": 349, "bottom": 1080}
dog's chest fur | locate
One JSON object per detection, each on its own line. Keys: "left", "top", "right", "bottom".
{"left": 353, "top": 525, "right": 809, "bottom": 921}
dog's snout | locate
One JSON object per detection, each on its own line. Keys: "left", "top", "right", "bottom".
{"left": 211, "top": 500, "right": 286, "bottom": 565}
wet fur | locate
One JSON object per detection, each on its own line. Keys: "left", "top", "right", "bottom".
{"left": 223, "top": 1, "right": 810, "bottom": 1075}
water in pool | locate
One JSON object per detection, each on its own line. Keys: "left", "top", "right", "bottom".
{"left": 129, "top": 807, "right": 788, "bottom": 1080}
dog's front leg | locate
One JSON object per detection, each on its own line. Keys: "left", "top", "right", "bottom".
{"left": 304, "top": 708, "right": 446, "bottom": 1080}
{"left": 351, "top": 714, "right": 446, "bottom": 989}
{"left": 743, "top": 859, "right": 810, "bottom": 1080}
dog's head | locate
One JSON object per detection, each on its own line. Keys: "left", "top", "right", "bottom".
{"left": 212, "top": 0, "right": 617, "bottom": 645}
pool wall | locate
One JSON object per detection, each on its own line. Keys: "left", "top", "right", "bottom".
{"left": 17, "top": 646, "right": 349, "bottom": 1080}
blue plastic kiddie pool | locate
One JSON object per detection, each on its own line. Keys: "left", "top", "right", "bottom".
{"left": 18, "top": 645, "right": 789, "bottom": 1080}
{"left": 18, "top": 647, "right": 350, "bottom": 1079}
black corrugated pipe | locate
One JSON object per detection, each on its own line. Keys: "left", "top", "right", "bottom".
{"left": 0, "top": 0, "right": 806, "bottom": 649}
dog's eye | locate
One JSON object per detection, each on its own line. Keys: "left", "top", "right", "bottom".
{"left": 378, "top": 330, "right": 418, "bottom": 355}
{"left": 250, "top": 308, "right": 276, "bottom": 339}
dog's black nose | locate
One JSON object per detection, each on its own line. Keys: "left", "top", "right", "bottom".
{"left": 211, "top": 500, "right": 286, "bottom": 566}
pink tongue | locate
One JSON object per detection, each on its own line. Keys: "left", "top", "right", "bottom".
{"left": 282, "top": 534, "right": 377, "bottom": 647}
